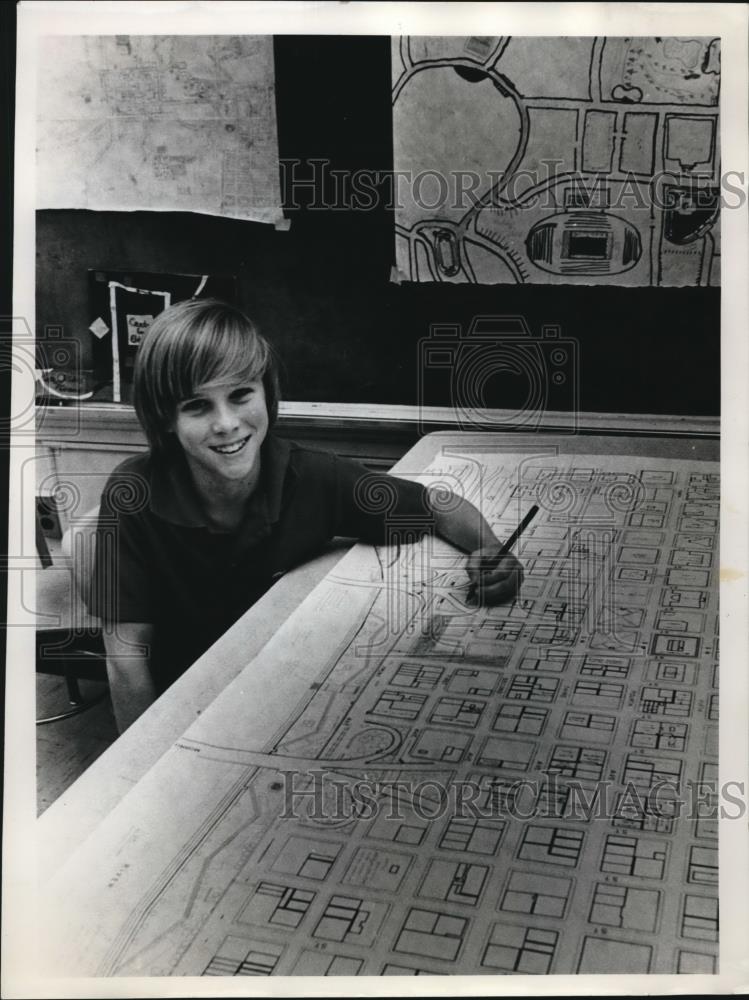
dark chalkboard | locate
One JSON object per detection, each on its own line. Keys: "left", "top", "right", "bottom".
{"left": 35, "top": 36, "right": 719, "bottom": 417}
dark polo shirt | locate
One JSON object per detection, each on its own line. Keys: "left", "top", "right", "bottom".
{"left": 90, "top": 436, "right": 431, "bottom": 691}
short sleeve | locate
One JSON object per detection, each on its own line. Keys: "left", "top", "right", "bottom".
{"left": 332, "top": 454, "right": 433, "bottom": 545}
{"left": 86, "top": 468, "right": 155, "bottom": 623}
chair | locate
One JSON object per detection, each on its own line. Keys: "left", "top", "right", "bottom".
{"left": 36, "top": 507, "right": 108, "bottom": 725}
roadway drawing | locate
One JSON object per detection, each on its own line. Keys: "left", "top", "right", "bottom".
{"left": 392, "top": 37, "right": 721, "bottom": 286}
{"left": 41, "top": 451, "right": 719, "bottom": 976}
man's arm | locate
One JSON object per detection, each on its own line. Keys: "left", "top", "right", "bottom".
{"left": 428, "top": 489, "right": 496, "bottom": 552}
{"left": 103, "top": 622, "right": 157, "bottom": 733}
{"left": 428, "top": 488, "right": 523, "bottom": 605}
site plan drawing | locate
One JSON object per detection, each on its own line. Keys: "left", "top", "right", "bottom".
{"left": 392, "top": 37, "right": 721, "bottom": 286}
{"left": 40, "top": 447, "right": 719, "bottom": 977}
{"left": 36, "top": 35, "right": 282, "bottom": 224}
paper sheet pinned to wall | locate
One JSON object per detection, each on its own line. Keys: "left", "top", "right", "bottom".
{"left": 37, "top": 35, "right": 283, "bottom": 225}
{"left": 392, "top": 36, "right": 721, "bottom": 287}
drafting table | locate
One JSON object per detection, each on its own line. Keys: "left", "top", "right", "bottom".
{"left": 37, "top": 429, "right": 720, "bottom": 977}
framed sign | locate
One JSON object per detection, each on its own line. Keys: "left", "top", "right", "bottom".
{"left": 88, "top": 269, "right": 236, "bottom": 401}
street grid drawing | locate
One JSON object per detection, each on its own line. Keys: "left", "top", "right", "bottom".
{"left": 42, "top": 451, "right": 719, "bottom": 976}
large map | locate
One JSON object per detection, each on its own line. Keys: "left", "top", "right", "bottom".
{"left": 393, "top": 37, "right": 721, "bottom": 286}
{"left": 36, "top": 35, "right": 282, "bottom": 224}
{"left": 40, "top": 449, "right": 719, "bottom": 977}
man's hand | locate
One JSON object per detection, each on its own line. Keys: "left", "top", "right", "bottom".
{"left": 466, "top": 546, "right": 524, "bottom": 606}
{"left": 427, "top": 489, "right": 525, "bottom": 604}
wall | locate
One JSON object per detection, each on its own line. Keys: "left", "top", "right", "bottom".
{"left": 36, "top": 36, "right": 720, "bottom": 417}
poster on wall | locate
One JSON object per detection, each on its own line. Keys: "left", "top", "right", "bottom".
{"left": 87, "top": 270, "right": 237, "bottom": 402}
{"left": 36, "top": 35, "right": 283, "bottom": 225}
{"left": 392, "top": 36, "right": 721, "bottom": 287}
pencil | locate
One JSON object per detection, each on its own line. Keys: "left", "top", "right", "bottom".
{"left": 498, "top": 503, "right": 540, "bottom": 555}
{"left": 467, "top": 504, "right": 539, "bottom": 601}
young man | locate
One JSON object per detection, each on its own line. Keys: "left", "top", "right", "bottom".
{"left": 91, "top": 298, "right": 523, "bottom": 731}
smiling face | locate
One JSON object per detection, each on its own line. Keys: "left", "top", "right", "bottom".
{"left": 171, "top": 378, "right": 269, "bottom": 494}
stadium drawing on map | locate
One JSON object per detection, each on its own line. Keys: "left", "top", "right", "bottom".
{"left": 392, "top": 37, "right": 721, "bottom": 286}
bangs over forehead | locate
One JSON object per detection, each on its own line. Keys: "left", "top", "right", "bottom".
{"left": 134, "top": 298, "right": 280, "bottom": 453}
{"left": 164, "top": 306, "right": 270, "bottom": 402}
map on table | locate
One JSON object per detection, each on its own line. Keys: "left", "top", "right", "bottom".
{"left": 36, "top": 35, "right": 282, "bottom": 224}
{"left": 41, "top": 450, "right": 719, "bottom": 976}
{"left": 392, "top": 37, "right": 721, "bottom": 287}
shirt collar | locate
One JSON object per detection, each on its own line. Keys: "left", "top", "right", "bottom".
{"left": 150, "top": 434, "right": 294, "bottom": 528}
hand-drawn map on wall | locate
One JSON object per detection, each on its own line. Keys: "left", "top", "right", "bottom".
{"left": 392, "top": 37, "right": 721, "bottom": 286}
{"left": 41, "top": 450, "right": 719, "bottom": 977}
{"left": 36, "top": 35, "right": 282, "bottom": 224}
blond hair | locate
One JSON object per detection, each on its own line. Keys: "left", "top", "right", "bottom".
{"left": 133, "top": 299, "right": 280, "bottom": 454}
